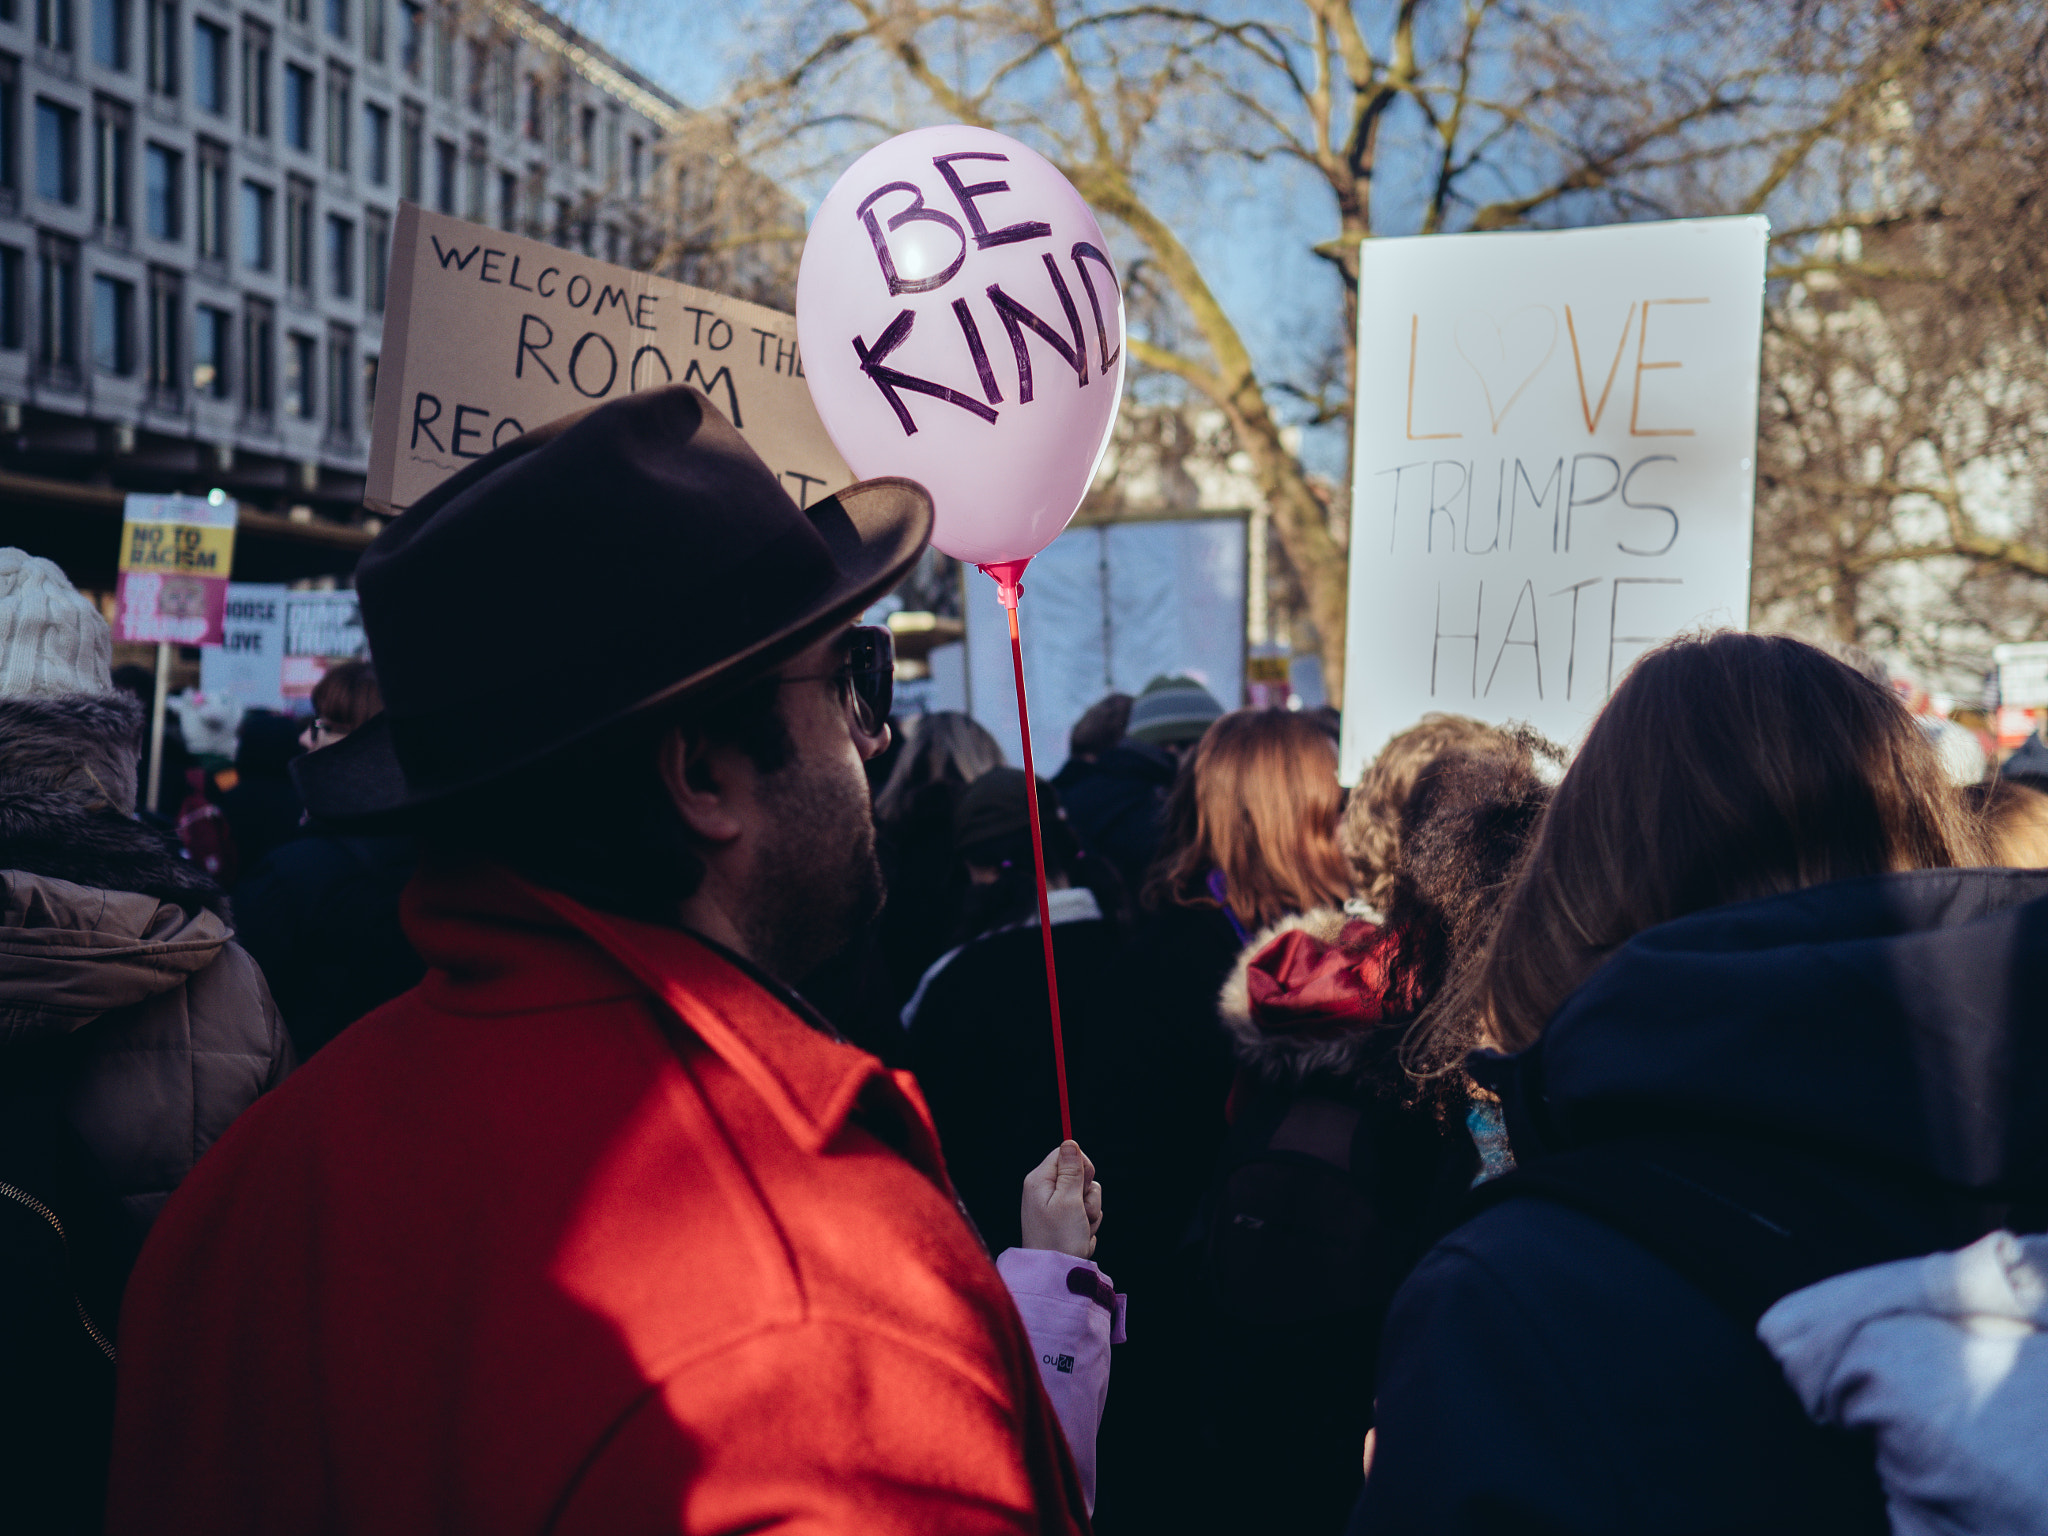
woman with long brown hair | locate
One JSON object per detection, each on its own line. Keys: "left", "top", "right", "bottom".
{"left": 1352, "top": 633, "right": 2048, "bottom": 1536}
{"left": 1107, "top": 707, "right": 1353, "bottom": 1529}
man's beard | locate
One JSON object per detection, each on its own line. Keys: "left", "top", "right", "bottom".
{"left": 741, "top": 747, "right": 885, "bottom": 986}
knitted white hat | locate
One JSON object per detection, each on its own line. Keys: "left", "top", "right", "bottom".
{"left": 0, "top": 548, "right": 115, "bottom": 699}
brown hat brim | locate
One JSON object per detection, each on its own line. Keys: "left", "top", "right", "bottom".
{"left": 294, "top": 474, "right": 930, "bottom": 828}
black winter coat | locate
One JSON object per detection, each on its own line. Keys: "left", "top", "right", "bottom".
{"left": 233, "top": 830, "right": 424, "bottom": 1058}
{"left": 1353, "top": 868, "right": 2048, "bottom": 1536}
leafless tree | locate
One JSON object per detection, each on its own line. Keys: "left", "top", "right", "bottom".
{"left": 663, "top": 0, "right": 2046, "bottom": 697}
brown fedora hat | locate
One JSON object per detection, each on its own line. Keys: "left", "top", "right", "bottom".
{"left": 296, "top": 386, "right": 930, "bottom": 824}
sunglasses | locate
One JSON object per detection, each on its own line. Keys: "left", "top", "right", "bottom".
{"left": 780, "top": 625, "right": 894, "bottom": 736}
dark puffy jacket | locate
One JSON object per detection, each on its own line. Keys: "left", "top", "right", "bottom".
{"left": 2, "top": 802, "right": 291, "bottom": 1534}
{"left": 1353, "top": 868, "right": 2048, "bottom": 1536}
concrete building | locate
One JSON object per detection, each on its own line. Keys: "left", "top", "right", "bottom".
{"left": 0, "top": 0, "right": 684, "bottom": 586}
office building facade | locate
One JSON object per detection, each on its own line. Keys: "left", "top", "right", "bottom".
{"left": 0, "top": 0, "right": 682, "bottom": 553}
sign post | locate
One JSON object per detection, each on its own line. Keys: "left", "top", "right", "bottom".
{"left": 367, "top": 203, "right": 852, "bottom": 514}
{"left": 115, "top": 493, "right": 238, "bottom": 812}
{"left": 1339, "top": 217, "right": 1768, "bottom": 779}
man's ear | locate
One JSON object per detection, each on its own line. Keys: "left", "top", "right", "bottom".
{"left": 657, "top": 726, "right": 747, "bottom": 847}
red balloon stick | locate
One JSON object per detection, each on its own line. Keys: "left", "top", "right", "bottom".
{"left": 980, "top": 558, "right": 1073, "bottom": 1144}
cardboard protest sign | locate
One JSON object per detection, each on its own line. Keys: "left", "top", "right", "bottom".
{"left": 367, "top": 203, "right": 852, "bottom": 514}
{"left": 1995, "top": 641, "right": 2048, "bottom": 710}
{"left": 115, "top": 494, "right": 238, "bottom": 646}
{"left": 1340, "top": 217, "right": 1767, "bottom": 780}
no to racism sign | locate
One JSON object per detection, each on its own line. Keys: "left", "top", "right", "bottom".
{"left": 115, "top": 493, "right": 238, "bottom": 646}
{"left": 1340, "top": 216, "right": 1768, "bottom": 779}
{"left": 366, "top": 203, "right": 853, "bottom": 513}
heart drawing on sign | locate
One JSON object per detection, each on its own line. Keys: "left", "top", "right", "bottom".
{"left": 1453, "top": 306, "right": 1559, "bottom": 432}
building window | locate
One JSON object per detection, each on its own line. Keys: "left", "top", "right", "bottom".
{"left": 362, "top": 0, "right": 383, "bottom": 63}
{"left": 238, "top": 177, "right": 270, "bottom": 269}
{"left": 37, "top": 232, "right": 80, "bottom": 380}
{"left": 192, "top": 300, "right": 229, "bottom": 396}
{"left": 195, "top": 135, "right": 226, "bottom": 262}
{"left": 91, "top": 0, "right": 125, "bottom": 70}
{"left": 431, "top": 6, "right": 451, "bottom": 99}
{"left": 363, "top": 203, "right": 385, "bottom": 311}
{"left": 0, "top": 246, "right": 23, "bottom": 350}
{"left": 192, "top": 18, "right": 226, "bottom": 113}
{"left": 144, "top": 0, "right": 175, "bottom": 96}
{"left": 281, "top": 0, "right": 306, "bottom": 24}
{"left": 283, "top": 62, "right": 312, "bottom": 151}
{"left": 551, "top": 193, "right": 567, "bottom": 245}
{"left": 91, "top": 271, "right": 133, "bottom": 374}
{"left": 0, "top": 55, "right": 20, "bottom": 206}
{"left": 363, "top": 100, "right": 386, "bottom": 185}
{"left": 242, "top": 294, "right": 272, "bottom": 419}
{"left": 551, "top": 83, "right": 567, "bottom": 162}
{"left": 495, "top": 166, "right": 514, "bottom": 231}
{"left": 577, "top": 104, "right": 593, "bottom": 171}
{"left": 93, "top": 95, "right": 131, "bottom": 235}
{"left": 523, "top": 72, "right": 541, "bottom": 141}
{"left": 603, "top": 220, "right": 618, "bottom": 265}
{"left": 284, "top": 172, "right": 311, "bottom": 293}
{"left": 463, "top": 34, "right": 483, "bottom": 114}
{"left": 36, "top": 97, "right": 77, "bottom": 204}
{"left": 627, "top": 132, "right": 642, "bottom": 199}
{"left": 37, "top": 0, "right": 76, "bottom": 54}
{"left": 361, "top": 349, "right": 375, "bottom": 414}
{"left": 398, "top": 98, "right": 420, "bottom": 200}
{"left": 324, "top": 321, "right": 350, "bottom": 440}
{"left": 462, "top": 132, "right": 481, "bottom": 220}
{"left": 397, "top": 0, "right": 420, "bottom": 77}
{"left": 431, "top": 133, "right": 451, "bottom": 213}
{"left": 323, "top": 64, "right": 347, "bottom": 172}
{"left": 146, "top": 263, "right": 177, "bottom": 399}
{"left": 143, "top": 139, "right": 177, "bottom": 238}
{"left": 325, "top": 209, "right": 349, "bottom": 296}
{"left": 240, "top": 23, "right": 270, "bottom": 138}
{"left": 323, "top": 0, "right": 345, "bottom": 42}
{"left": 284, "top": 327, "right": 314, "bottom": 417}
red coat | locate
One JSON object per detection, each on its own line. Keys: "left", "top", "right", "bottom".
{"left": 107, "top": 863, "right": 1091, "bottom": 1535}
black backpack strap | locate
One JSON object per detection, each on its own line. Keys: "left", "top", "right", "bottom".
{"left": 1470, "top": 1133, "right": 1952, "bottom": 1330}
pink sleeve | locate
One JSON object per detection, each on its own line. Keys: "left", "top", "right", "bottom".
{"left": 995, "top": 1248, "right": 1125, "bottom": 1513}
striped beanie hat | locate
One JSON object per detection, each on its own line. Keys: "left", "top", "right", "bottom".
{"left": 0, "top": 548, "right": 114, "bottom": 699}
{"left": 1127, "top": 673, "right": 1226, "bottom": 746}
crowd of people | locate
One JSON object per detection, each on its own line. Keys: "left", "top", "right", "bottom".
{"left": 2, "top": 384, "right": 2046, "bottom": 1535}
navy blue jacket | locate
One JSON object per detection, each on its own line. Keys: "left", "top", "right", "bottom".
{"left": 1353, "top": 868, "right": 2048, "bottom": 1536}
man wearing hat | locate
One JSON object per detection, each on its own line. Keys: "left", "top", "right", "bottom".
{"left": 107, "top": 389, "right": 1094, "bottom": 1534}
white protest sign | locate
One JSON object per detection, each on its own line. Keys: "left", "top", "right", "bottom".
{"left": 1340, "top": 216, "right": 1767, "bottom": 782}
{"left": 200, "top": 583, "right": 290, "bottom": 710}
{"left": 367, "top": 203, "right": 853, "bottom": 513}
{"left": 1995, "top": 642, "right": 2048, "bottom": 710}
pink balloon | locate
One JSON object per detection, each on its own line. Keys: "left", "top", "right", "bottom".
{"left": 798, "top": 126, "right": 1126, "bottom": 568}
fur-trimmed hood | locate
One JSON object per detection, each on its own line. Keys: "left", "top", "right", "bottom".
{"left": 1217, "top": 908, "right": 1411, "bottom": 1084}
{"left": 0, "top": 691, "right": 223, "bottom": 916}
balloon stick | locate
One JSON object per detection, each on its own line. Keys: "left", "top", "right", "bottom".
{"left": 980, "top": 558, "right": 1073, "bottom": 1144}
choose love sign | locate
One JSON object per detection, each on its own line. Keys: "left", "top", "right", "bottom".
{"left": 366, "top": 203, "right": 852, "bottom": 514}
{"left": 797, "top": 125, "right": 1125, "bottom": 568}
{"left": 1340, "top": 216, "right": 1768, "bottom": 780}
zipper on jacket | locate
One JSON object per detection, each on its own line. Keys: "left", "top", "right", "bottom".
{"left": 0, "top": 1179, "right": 117, "bottom": 1363}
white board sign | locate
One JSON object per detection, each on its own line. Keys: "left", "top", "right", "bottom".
{"left": 966, "top": 518, "right": 1246, "bottom": 771}
{"left": 1339, "top": 216, "right": 1767, "bottom": 781}
{"left": 201, "top": 583, "right": 290, "bottom": 710}
{"left": 1995, "top": 642, "right": 2048, "bottom": 710}
{"left": 367, "top": 203, "right": 852, "bottom": 513}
